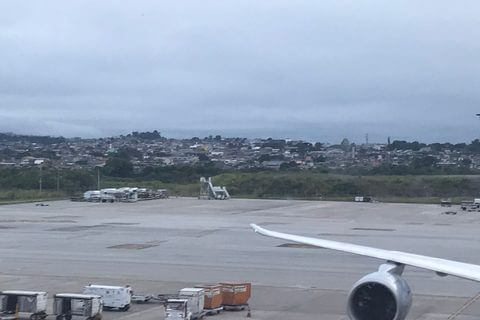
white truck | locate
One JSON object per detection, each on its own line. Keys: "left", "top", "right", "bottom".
{"left": 83, "top": 285, "right": 131, "bottom": 311}
{"left": 178, "top": 288, "right": 205, "bottom": 320}
{"left": 83, "top": 191, "right": 101, "bottom": 202}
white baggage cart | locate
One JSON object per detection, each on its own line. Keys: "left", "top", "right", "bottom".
{"left": 0, "top": 291, "right": 48, "bottom": 320}
{"left": 53, "top": 293, "right": 103, "bottom": 320}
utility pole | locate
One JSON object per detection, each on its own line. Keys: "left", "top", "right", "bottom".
{"left": 56, "top": 168, "right": 60, "bottom": 193}
{"left": 97, "top": 166, "right": 101, "bottom": 190}
{"left": 39, "top": 165, "right": 43, "bottom": 195}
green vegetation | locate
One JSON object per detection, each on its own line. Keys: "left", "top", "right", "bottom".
{"left": 0, "top": 189, "right": 66, "bottom": 204}
{"left": 1, "top": 165, "right": 480, "bottom": 204}
{"left": 212, "top": 172, "right": 480, "bottom": 202}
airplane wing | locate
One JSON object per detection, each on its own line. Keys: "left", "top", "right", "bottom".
{"left": 250, "top": 223, "right": 480, "bottom": 282}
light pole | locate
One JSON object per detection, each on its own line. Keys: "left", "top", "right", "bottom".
{"left": 97, "top": 166, "right": 101, "bottom": 190}
{"left": 56, "top": 168, "right": 60, "bottom": 193}
{"left": 39, "top": 165, "right": 42, "bottom": 195}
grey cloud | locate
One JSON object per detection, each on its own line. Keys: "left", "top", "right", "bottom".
{"left": 0, "top": 0, "right": 479, "bottom": 142}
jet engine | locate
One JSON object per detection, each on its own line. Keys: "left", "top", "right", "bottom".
{"left": 347, "top": 263, "right": 412, "bottom": 320}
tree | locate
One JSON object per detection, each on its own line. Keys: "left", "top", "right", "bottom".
{"left": 116, "top": 147, "right": 142, "bottom": 160}
{"left": 280, "top": 161, "right": 298, "bottom": 170}
{"left": 313, "top": 156, "right": 327, "bottom": 163}
{"left": 412, "top": 156, "right": 437, "bottom": 169}
{"left": 103, "top": 157, "right": 134, "bottom": 177}
{"left": 340, "top": 138, "right": 351, "bottom": 151}
{"left": 461, "top": 158, "right": 472, "bottom": 166}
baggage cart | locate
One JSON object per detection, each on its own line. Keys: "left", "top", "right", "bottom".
{"left": 194, "top": 284, "right": 223, "bottom": 310}
{"left": 0, "top": 291, "right": 48, "bottom": 320}
{"left": 53, "top": 293, "right": 103, "bottom": 320}
{"left": 220, "top": 283, "right": 251, "bottom": 306}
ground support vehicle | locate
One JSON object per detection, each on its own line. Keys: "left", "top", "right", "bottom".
{"left": 53, "top": 293, "right": 103, "bottom": 320}
{"left": 131, "top": 294, "right": 153, "bottom": 304}
{"left": 179, "top": 288, "right": 206, "bottom": 319}
{"left": 83, "top": 285, "right": 131, "bottom": 311}
{"left": 165, "top": 299, "right": 192, "bottom": 320}
{"left": 0, "top": 291, "right": 48, "bottom": 320}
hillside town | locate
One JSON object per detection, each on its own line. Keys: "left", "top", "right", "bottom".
{"left": 0, "top": 132, "right": 479, "bottom": 173}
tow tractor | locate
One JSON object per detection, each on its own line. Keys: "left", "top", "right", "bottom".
{"left": 165, "top": 299, "right": 192, "bottom": 320}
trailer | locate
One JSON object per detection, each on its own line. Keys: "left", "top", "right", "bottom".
{"left": 83, "top": 285, "right": 131, "bottom": 311}
{"left": 0, "top": 291, "right": 48, "bottom": 320}
{"left": 354, "top": 196, "right": 372, "bottom": 203}
{"left": 460, "top": 200, "right": 472, "bottom": 211}
{"left": 440, "top": 199, "right": 452, "bottom": 207}
{"left": 53, "top": 293, "right": 103, "bottom": 320}
{"left": 131, "top": 294, "right": 152, "bottom": 304}
{"left": 204, "top": 306, "right": 223, "bottom": 315}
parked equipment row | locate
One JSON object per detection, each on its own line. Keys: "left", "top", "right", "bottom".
{"left": 137, "top": 282, "right": 252, "bottom": 320}
{"left": 0, "top": 285, "right": 131, "bottom": 320}
{"left": 0, "top": 282, "right": 251, "bottom": 320}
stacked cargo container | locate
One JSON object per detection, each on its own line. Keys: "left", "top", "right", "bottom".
{"left": 195, "top": 284, "right": 223, "bottom": 311}
{"left": 220, "top": 282, "right": 251, "bottom": 307}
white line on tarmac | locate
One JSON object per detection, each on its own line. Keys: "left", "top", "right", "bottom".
{"left": 116, "top": 306, "right": 165, "bottom": 320}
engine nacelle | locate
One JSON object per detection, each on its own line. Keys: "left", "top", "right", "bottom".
{"left": 347, "top": 264, "right": 412, "bottom": 320}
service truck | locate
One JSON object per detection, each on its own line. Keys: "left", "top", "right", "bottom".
{"left": 165, "top": 299, "right": 191, "bottom": 320}
{"left": 83, "top": 285, "right": 131, "bottom": 311}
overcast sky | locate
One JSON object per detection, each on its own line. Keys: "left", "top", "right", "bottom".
{"left": 0, "top": 1, "right": 479, "bottom": 143}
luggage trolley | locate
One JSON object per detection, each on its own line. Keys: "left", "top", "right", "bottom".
{"left": 0, "top": 291, "right": 48, "bottom": 320}
{"left": 53, "top": 293, "right": 103, "bottom": 320}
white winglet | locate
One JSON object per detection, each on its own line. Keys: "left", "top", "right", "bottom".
{"left": 250, "top": 223, "right": 480, "bottom": 282}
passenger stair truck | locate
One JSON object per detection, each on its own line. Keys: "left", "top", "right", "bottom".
{"left": 165, "top": 299, "right": 191, "bottom": 320}
{"left": 53, "top": 293, "right": 103, "bottom": 320}
{"left": 83, "top": 285, "right": 131, "bottom": 311}
{"left": 178, "top": 288, "right": 205, "bottom": 319}
{"left": 199, "top": 177, "right": 230, "bottom": 200}
{"left": 0, "top": 291, "right": 48, "bottom": 320}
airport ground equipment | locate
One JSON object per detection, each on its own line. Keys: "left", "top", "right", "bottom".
{"left": 53, "top": 294, "right": 103, "bottom": 320}
{"left": 165, "top": 299, "right": 192, "bottom": 320}
{"left": 83, "top": 285, "right": 131, "bottom": 311}
{"left": 83, "top": 191, "right": 101, "bottom": 202}
{"left": 440, "top": 199, "right": 452, "bottom": 207}
{"left": 131, "top": 294, "right": 152, "bottom": 304}
{"left": 156, "top": 189, "right": 169, "bottom": 199}
{"left": 178, "top": 288, "right": 206, "bottom": 319}
{"left": 0, "top": 291, "right": 48, "bottom": 320}
{"left": 199, "top": 177, "right": 230, "bottom": 200}
{"left": 194, "top": 285, "right": 223, "bottom": 314}
{"left": 354, "top": 196, "right": 372, "bottom": 203}
{"left": 220, "top": 283, "right": 251, "bottom": 308}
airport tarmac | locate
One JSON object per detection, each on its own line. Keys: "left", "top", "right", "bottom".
{"left": 0, "top": 198, "right": 480, "bottom": 319}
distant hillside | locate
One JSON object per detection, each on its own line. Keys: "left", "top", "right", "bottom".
{"left": 0, "top": 132, "right": 66, "bottom": 144}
